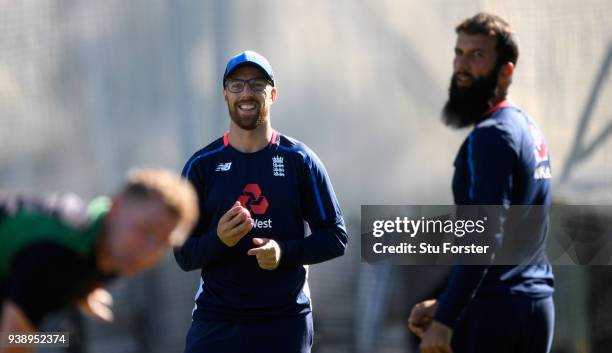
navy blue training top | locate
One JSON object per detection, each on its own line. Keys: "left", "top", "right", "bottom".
{"left": 174, "top": 131, "right": 348, "bottom": 320}
{"left": 435, "top": 101, "right": 555, "bottom": 328}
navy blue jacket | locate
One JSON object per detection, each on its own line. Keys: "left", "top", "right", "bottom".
{"left": 175, "top": 131, "right": 347, "bottom": 320}
{"left": 435, "top": 102, "right": 555, "bottom": 328}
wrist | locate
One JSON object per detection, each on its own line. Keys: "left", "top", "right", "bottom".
{"left": 433, "top": 308, "right": 455, "bottom": 330}
{"left": 213, "top": 229, "right": 232, "bottom": 248}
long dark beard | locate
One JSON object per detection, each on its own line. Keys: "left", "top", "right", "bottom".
{"left": 442, "top": 68, "right": 500, "bottom": 128}
{"left": 228, "top": 99, "right": 268, "bottom": 131}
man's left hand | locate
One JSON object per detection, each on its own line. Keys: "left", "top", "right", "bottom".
{"left": 247, "top": 238, "right": 281, "bottom": 270}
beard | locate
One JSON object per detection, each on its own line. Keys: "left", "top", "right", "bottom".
{"left": 227, "top": 97, "right": 268, "bottom": 131}
{"left": 442, "top": 67, "right": 500, "bottom": 128}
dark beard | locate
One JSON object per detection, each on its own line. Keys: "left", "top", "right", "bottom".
{"left": 442, "top": 68, "right": 499, "bottom": 128}
{"left": 227, "top": 99, "right": 267, "bottom": 130}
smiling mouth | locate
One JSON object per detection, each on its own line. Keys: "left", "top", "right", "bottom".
{"left": 237, "top": 102, "right": 257, "bottom": 112}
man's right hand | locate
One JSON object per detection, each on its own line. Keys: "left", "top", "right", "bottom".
{"left": 217, "top": 201, "right": 253, "bottom": 247}
{"left": 79, "top": 287, "right": 114, "bottom": 322}
{"left": 408, "top": 299, "right": 438, "bottom": 337}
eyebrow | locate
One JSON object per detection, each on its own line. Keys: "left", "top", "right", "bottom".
{"left": 455, "top": 47, "right": 486, "bottom": 54}
{"left": 226, "top": 77, "right": 268, "bottom": 81}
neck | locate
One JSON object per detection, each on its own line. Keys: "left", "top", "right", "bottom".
{"left": 489, "top": 86, "right": 508, "bottom": 107}
{"left": 228, "top": 120, "right": 273, "bottom": 153}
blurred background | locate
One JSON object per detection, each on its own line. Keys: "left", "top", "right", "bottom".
{"left": 0, "top": 0, "right": 610, "bottom": 352}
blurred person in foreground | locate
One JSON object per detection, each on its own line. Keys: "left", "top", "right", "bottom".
{"left": 175, "top": 50, "right": 348, "bottom": 353}
{"left": 0, "top": 168, "right": 198, "bottom": 353}
{"left": 408, "top": 13, "right": 554, "bottom": 353}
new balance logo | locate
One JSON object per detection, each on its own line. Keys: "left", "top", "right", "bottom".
{"left": 272, "top": 156, "right": 284, "bottom": 177}
{"left": 215, "top": 162, "right": 232, "bottom": 172}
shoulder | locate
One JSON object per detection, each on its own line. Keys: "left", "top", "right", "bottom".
{"left": 0, "top": 193, "right": 92, "bottom": 230}
{"left": 186, "top": 136, "right": 227, "bottom": 162}
{"left": 0, "top": 194, "right": 100, "bottom": 278}
{"left": 276, "top": 134, "right": 317, "bottom": 159}
{"left": 276, "top": 133, "right": 324, "bottom": 168}
{"left": 183, "top": 136, "right": 227, "bottom": 176}
{"left": 477, "top": 106, "right": 531, "bottom": 136}
{"left": 471, "top": 107, "right": 529, "bottom": 150}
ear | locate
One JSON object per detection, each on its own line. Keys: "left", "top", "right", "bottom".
{"left": 269, "top": 86, "right": 278, "bottom": 104}
{"left": 498, "top": 62, "right": 514, "bottom": 83}
{"left": 222, "top": 88, "right": 229, "bottom": 103}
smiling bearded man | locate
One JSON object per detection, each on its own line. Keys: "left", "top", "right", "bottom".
{"left": 175, "top": 50, "right": 348, "bottom": 353}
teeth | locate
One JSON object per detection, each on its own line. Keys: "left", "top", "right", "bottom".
{"left": 456, "top": 74, "right": 471, "bottom": 82}
{"left": 238, "top": 103, "right": 255, "bottom": 110}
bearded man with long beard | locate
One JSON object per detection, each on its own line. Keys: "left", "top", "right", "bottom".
{"left": 408, "top": 13, "right": 555, "bottom": 353}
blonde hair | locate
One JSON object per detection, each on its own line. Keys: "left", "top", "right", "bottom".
{"left": 121, "top": 168, "right": 198, "bottom": 247}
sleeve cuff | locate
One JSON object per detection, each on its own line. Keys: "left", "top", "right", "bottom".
{"left": 278, "top": 239, "right": 300, "bottom": 268}
{"left": 433, "top": 300, "right": 458, "bottom": 329}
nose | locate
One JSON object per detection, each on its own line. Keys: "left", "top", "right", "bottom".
{"left": 454, "top": 54, "right": 468, "bottom": 74}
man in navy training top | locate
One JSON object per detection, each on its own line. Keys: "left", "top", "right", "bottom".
{"left": 408, "top": 13, "right": 555, "bottom": 353}
{"left": 174, "top": 50, "right": 348, "bottom": 353}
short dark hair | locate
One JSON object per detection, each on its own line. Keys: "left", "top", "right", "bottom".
{"left": 456, "top": 12, "right": 519, "bottom": 67}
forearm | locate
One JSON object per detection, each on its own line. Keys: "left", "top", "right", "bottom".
{"left": 434, "top": 206, "right": 505, "bottom": 327}
{"left": 434, "top": 265, "right": 489, "bottom": 327}
{"left": 278, "top": 222, "right": 348, "bottom": 267}
{"left": 173, "top": 230, "right": 229, "bottom": 271}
